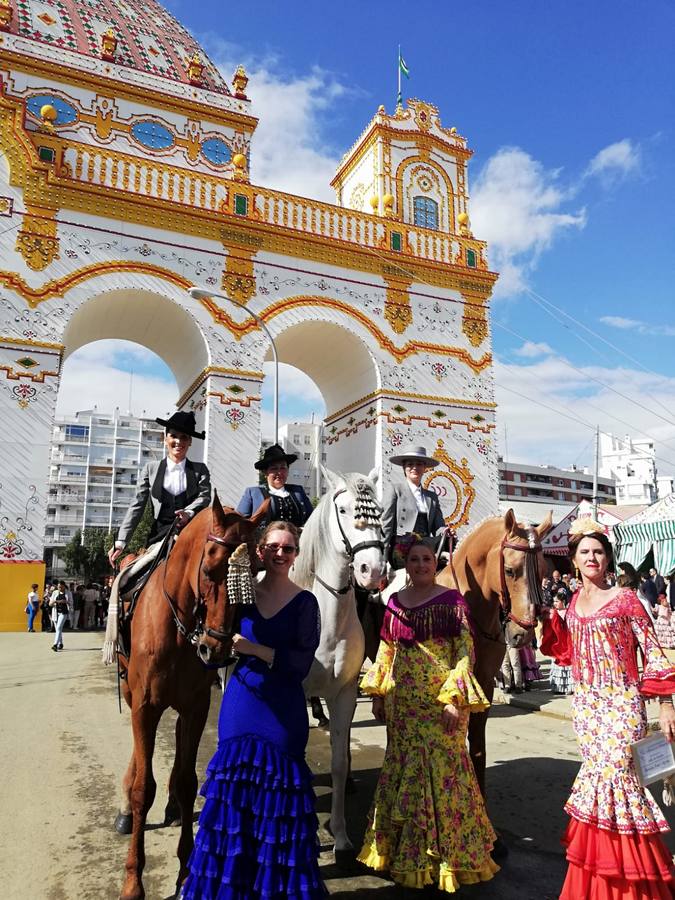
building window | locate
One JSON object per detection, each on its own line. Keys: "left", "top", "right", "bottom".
{"left": 413, "top": 196, "right": 438, "bottom": 230}
{"left": 390, "top": 231, "right": 402, "bottom": 251}
{"left": 304, "top": 453, "right": 311, "bottom": 461}
{"left": 466, "top": 248, "right": 477, "bottom": 268}
{"left": 304, "top": 435, "right": 311, "bottom": 445}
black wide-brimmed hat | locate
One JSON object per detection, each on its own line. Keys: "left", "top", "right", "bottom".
{"left": 155, "top": 410, "right": 205, "bottom": 440}
{"left": 254, "top": 443, "right": 298, "bottom": 471}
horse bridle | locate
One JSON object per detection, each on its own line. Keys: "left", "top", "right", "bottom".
{"left": 312, "top": 489, "right": 384, "bottom": 596}
{"left": 161, "top": 528, "right": 242, "bottom": 661}
{"left": 498, "top": 533, "right": 544, "bottom": 630}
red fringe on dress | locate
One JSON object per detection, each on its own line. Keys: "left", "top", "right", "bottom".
{"left": 560, "top": 819, "right": 675, "bottom": 900}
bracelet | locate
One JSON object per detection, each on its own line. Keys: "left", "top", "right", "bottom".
{"left": 658, "top": 696, "right": 674, "bottom": 706}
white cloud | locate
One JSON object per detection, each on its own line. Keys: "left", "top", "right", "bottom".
{"left": 600, "top": 316, "right": 675, "bottom": 337}
{"left": 513, "top": 341, "right": 554, "bottom": 358}
{"left": 57, "top": 342, "right": 177, "bottom": 418}
{"left": 205, "top": 41, "right": 347, "bottom": 201}
{"left": 586, "top": 139, "right": 640, "bottom": 183}
{"left": 471, "top": 147, "right": 586, "bottom": 297}
{"left": 495, "top": 352, "right": 675, "bottom": 476}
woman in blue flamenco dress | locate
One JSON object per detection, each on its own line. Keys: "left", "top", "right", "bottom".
{"left": 180, "top": 520, "right": 326, "bottom": 899}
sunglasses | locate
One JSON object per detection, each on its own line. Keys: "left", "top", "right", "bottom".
{"left": 263, "top": 543, "right": 297, "bottom": 555}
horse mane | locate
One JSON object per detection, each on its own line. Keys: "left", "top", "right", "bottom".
{"left": 456, "top": 513, "right": 535, "bottom": 549}
{"left": 294, "top": 472, "right": 379, "bottom": 589}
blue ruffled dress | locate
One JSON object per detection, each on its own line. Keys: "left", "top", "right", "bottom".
{"left": 181, "top": 590, "right": 327, "bottom": 900}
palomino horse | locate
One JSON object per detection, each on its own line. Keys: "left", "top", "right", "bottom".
{"left": 436, "top": 508, "right": 553, "bottom": 798}
{"left": 295, "top": 468, "right": 386, "bottom": 853}
{"left": 115, "top": 494, "right": 268, "bottom": 900}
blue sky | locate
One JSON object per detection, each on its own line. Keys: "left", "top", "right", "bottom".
{"left": 59, "top": 0, "right": 675, "bottom": 472}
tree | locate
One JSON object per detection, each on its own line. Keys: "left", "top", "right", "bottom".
{"left": 127, "top": 500, "right": 153, "bottom": 554}
{"left": 81, "top": 527, "right": 113, "bottom": 582}
{"left": 62, "top": 529, "right": 87, "bottom": 577}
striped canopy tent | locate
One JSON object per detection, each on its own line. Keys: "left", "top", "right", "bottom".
{"left": 614, "top": 493, "right": 675, "bottom": 574}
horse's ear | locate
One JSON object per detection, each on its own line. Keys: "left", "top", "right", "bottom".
{"left": 212, "top": 490, "right": 226, "bottom": 528}
{"left": 367, "top": 466, "right": 379, "bottom": 486}
{"left": 321, "top": 465, "right": 341, "bottom": 492}
{"left": 536, "top": 509, "right": 554, "bottom": 539}
{"left": 250, "top": 497, "right": 271, "bottom": 527}
{"left": 503, "top": 508, "right": 517, "bottom": 536}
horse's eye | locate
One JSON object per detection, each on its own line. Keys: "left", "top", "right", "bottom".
{"left": 505, "top": 567, "right": 515, "bottom": 578}
{"left": 338, "top": 507, "right": 347, "bottom": 515}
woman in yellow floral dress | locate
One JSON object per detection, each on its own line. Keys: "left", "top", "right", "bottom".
{"left": 358, "top": 538, "right": 499, "bottom": 893}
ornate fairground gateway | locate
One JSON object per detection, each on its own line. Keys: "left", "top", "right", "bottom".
{"left": 0, "top": 0, "right": 499, "bottom": 627}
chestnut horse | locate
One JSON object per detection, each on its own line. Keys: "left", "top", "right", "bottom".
{"left": 436, "top": 508, "right": 553, "bottom": 798}
{"left": 115, "top": 494, "right": 268, "bottom": 900}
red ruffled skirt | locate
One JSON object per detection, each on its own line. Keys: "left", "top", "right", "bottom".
{"left": 560, "top": 819, "right": 675, "bottom": 900}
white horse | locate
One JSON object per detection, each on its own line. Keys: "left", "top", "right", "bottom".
{"left": 294, "top": 467, "right": 385, "bottom": 852}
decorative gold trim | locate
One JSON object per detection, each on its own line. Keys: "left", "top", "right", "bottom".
{"left": 0, "top": 364, "right": 59, "bottom": 382}
{"left": 0, "top": 336, "right": 63, "bottom": 351}
{"left": 424, "top": 438, "right": 476, "bottom": 528}
{"left": 175, "top": 366, "right": 263, "bottom": 409}
{"left": 0, "top": 92, "right": 498, "bottom": 295}
{"left": 2, "top": 49, "right": 258, "bottom": 132}
{"left": 221, "top": 249, "right": 256, "bottom": 304}
{"left": 383, "top": 273, "right": 413, "bottom": 334}
{"left": 15, "top": 205, "right": 60, "bottom": 270}
{"left": 202, "top": 294, "right": 493, "bottom": 371}
{"left": 325, "top": 388, "right": 496, "bottom": 423}
{"left": 207, "top": 391, "right": 260, "bottom": 408}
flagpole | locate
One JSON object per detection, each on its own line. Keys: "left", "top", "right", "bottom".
{"left": 397, "top": 44, "right": 401, "bottom": 108}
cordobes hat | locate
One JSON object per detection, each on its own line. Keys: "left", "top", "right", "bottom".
{"left": 155, "top": 410, "right": 205, "bottom": 440}
{"left": 254, "top": 443, "right": 298, "bottom": 471}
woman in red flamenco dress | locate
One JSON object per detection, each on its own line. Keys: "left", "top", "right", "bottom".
{"left": 541, "top": 519, "right": 675, "bottom": 900}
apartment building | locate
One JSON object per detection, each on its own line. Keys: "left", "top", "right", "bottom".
{"left": 260, "top": 423, "right": 326, "bottom": 500}
{"left": 499, "top": 459, "right": 616, "bottom": 511}
{"left": 45, "top": 410, "right": 165, "bottom": 572}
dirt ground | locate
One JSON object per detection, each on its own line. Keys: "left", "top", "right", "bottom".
{"left": 2, "top": 631, "right": 673, "bottom": 899}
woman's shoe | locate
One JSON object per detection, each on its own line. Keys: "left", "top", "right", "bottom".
{"left": 57, "top": 643, "right": 63, "bottom": 650}
{"left": 51, "top": 645, "right": 58, "bottom": 652}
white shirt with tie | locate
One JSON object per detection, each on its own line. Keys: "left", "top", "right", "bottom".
{"left": 408, "top": 480, "right": 428, "bottom": 514}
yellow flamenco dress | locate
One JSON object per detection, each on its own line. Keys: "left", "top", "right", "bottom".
{"left": 357, "top": 588, "right": 499, "bottom": 893}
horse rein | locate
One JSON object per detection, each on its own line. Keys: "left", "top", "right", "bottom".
{"left": 499, "top": 534, "right": 544, "bottom": 630}
{"left": 310, "top": 489, "right": 385, "bottom": 595}
{"left": 160, "top": 528, "right": 241, "bottom": 661}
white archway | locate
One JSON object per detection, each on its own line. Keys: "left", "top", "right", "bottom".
{"left": 264, "top": 319, "right": 381, "bottom": 475}
{"left": 62, "top": 289, "right": 210, "bottom": 398}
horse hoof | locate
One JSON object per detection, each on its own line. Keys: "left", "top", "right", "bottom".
{"left": 163, "top": 802, "right": 181, "bottom": 827}
{"left": 491, "top": 836, "right": 509, "bottom": 861}
{"left": 114, "top": 812, "right": 133, "bottom": 835}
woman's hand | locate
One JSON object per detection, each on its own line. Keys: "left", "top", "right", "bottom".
{"left": 659, "top": 700, "right": 675, "bottom": 743}
{"left": 441, "top": 702, "right": 460, "bottom": 735}
{"left": 231, "top": 633, "right": 255, "bottom": 656}
{"left": 372, "top": 696, "right": 386, "bottom": 723}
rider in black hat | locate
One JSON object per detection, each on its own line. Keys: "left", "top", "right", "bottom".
{"left": 107, "top": 411, "right": 211, "bottom": 566}
{"left": 236, "top": 444, "right": 313, "bottom": 529}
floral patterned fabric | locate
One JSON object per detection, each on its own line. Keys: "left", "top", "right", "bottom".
{"left": 541, "top": 588, "right": 675, "bottom": 898}
{"left": 357, "top": 589, "right": 498, "bottom": 893}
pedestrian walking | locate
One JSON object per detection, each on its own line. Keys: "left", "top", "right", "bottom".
{"left": 541, "top": 518, "right": 675, "bottom": 899}
{"left": 25, "top": 583, "right": 40, "bottom": 632}
{"left": 655, "top": 594, "right": 675, "bottom": 649}
{"left": 49, "top": 581, "right": 69, "bottom": 652}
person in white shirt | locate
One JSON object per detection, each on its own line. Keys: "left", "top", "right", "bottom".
{"left": 381, "top": 444, "right": 447, "bottom": 569}
{"left": 107, "top": 411, "right": 211, "bottom": 567}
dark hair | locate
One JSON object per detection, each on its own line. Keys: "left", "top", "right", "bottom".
{"left": 617, "top": 561, "right": 639, "bottom": 589}
{"left": 568, "top": 530, "right": 614, "bottom": 570}
{"left": 31, "top": 583, "right": 39, "bottom": 590}
{"left": 257, "top": 520, "right": 300, "bottom": 551}
{"left": 404, "top": 536, "right": 436, "bottom": 560}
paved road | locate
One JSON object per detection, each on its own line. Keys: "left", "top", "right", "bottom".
{"left": 2, "top": 631, "right": 673, "bottom": 899}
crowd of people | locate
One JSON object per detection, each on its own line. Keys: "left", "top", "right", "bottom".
{"left": 27, "top": 578, "right": 112, "bottom": 648}
{"left": 32, "top": 408, "right": 675, "bottom": 897}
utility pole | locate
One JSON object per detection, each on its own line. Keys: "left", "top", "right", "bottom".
{"left": 592, "top": 425, "right": 600, "bottom": 519}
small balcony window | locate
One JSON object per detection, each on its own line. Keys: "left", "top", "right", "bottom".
{"left": 413, "top": 196, "right": 438, "bottom": 230}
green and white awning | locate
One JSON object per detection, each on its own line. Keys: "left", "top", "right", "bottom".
{"left": 614, "top": 518, "right": 675, "bottom": 574}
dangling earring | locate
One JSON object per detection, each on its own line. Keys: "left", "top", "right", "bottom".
{"left": 575, "top": 566, "right": 580, "bottom": 580}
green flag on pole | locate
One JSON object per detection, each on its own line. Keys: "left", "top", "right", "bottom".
{"left": 399, "top": 52, "right": 410, "bottom": 79}
{"left": 397, "top": 47, "right": 410, "bottom": 108}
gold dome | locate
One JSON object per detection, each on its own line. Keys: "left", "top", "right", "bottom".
{"left": 368, "top": 195, "right": 379, "bottom": 210}
{"left": 232, "top": 153, "right": 247, "bottom": 169}
{"left": 40, "top": 104, "right": 58, "bottom": 123}
{"left": 457, "top": 212, "right": 469, "bottom": 225}
{"left": 382, "top": 193, "right": 394, "bottom": 208}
